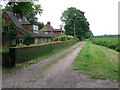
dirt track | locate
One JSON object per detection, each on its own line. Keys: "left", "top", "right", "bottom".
{"left": 2, "top": 42, "right": 118, "bottom": 88}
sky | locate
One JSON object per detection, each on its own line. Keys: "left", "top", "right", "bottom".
{"left": 0, "top": 0, "right": 119, "bottom": 36}
{"left": 37, "top": 0, "right": 119, "bottom": 36}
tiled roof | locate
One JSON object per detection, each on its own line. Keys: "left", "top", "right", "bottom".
{"left": 40, "top": 25, "right": 64, "bottom": 32}
{"left": 54, "top": 29, "right": 64, "bottom": 32}
{"left": 4, "top": 12, "right": 52, "bottom": 38}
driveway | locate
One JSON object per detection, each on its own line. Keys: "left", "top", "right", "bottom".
{"left": 2, "top": 42, "right": 118, "bottom": 88}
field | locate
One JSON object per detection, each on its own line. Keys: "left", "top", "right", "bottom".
{"left": 73, "top": 42, "right": 118, "bottom": 81}
{"left": 90, "top": 38, "right": 120, "bottom": 52}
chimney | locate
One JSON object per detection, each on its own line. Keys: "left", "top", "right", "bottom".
{"left": 47, "top": 22, "right": 51, "bottom": 25}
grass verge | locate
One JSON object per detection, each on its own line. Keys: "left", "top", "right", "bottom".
{"left": 73, "top": 42, "right": 119, "bottom": 81}
{"left": 3, "top": 42, "right": 79, "bottom": 73}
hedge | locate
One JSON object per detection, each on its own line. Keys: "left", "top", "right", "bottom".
{"left": 3, "top": 41, "right": 76, "bottom": 68}
{"left": 90, "top": 38, "right": 120, "bottom": 52}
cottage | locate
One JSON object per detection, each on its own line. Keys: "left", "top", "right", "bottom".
{"left": 40, "top": 22, "right": 64, "bottom": 37}
{"left": 2, "top": 12, "right": 52, "bottom": 47}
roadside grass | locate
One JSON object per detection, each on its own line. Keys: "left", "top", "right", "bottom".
{"left": 73, "top": 42, "right": 119, "bottom": 81}
{"left": 3, "top": 42, "right": 79, "bottom": 73}
{"left": 2, "top": 47, "right": 9, "bottom": 53}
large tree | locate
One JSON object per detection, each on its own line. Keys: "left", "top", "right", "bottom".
{"left": 2, "top": 1, "right": 44, "bottom": 29}
{"left": 61, "top": 7, "right": 93, "bottom": 40}
{"left": 2, "top": 1, "right": 43, "bottom": 18}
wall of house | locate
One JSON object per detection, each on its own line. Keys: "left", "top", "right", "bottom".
{"left": 35, "top": 37, "right": 52, "bottom": 44}
{"left": 2, "top": 39, "right": 12, "bottom": 47}
{"left": 22, "top": 25, "right": 33, "bottom": 32}
{"left": 53, "top": 31, "right": 63, "bottom": 36}
{"left": 16, "top": 32, "right": 25, "bottom": 38}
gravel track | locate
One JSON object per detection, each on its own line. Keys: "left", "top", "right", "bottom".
{"left": 2, "top": 42, "right": 118, "bottom": 88}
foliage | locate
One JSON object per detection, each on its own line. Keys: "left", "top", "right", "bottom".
{"left": 2, "top": 23, "right": 17, "bottom": 39}
{"left": 2, "top": 1, "right": 44, "bottom": 29}
{"left": 2, "top": 47, "right": 9, "bottom": 53}
{"left": 90, "top": 38, "right": 120, "bottom": 52}
{"left": 3, "top": 41, "right": 77, "bottom": 70}
{"left": 35, "top": 22, "right": 44, "bottom": 30}
{"left": 2, "top": 1, "right": 43, "bottom": 18}
{"left": 7, "top": 41, "right": 76, "bottom": 67}
{"left": 93, "top": 34, "right": 120, "bottom": 38}
{"left": 61, "top": 7, "right": 93, "bottom": 40}
{"left": 53, "top": 35, "right": 74, "bottom": 41}
{"left": 23, "top": 34, "right": 35, "bottom": 45}
{"left": 73, "top": 42, "right": 118, "bottom": 80}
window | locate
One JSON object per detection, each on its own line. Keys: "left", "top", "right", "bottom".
{"left": 12, "top": 38, "right": 23, "bottom": 45}
{"left": 33, "top": 25, "right": 39, "bottom": 34}
{"left": 35, "top": 38, "right": 38, "bottom": 44}
{"left": 13, "top": 39, "right": 17, "bottom": 45}
{"left": 19, "top": 38, "right": 23, "bottom": 45}
{"left": 44, "top": 32, "right": 48, "bottom": 34}
{"left": 3, "top": 26, "right": 9, "bottom": 32}
{"left": 41, "top": 38, "right": 44, "bottom": 43}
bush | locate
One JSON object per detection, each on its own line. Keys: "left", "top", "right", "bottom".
{"left": 53, "top": 35, "right": 74, "bottom": 41}
{"left": 91, "top": 38, "right": 120, "bottom": 52}
{"left": 53, "top": 37, "right": 59, "bottom": 41}
{"left": 23, "top": 34, "right": 35, "bottom": 45}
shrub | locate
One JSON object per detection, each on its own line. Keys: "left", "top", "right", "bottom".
{"left": 91, "top": 38, "right": 120, "bottom": 52}
{"left": 8, "top": 40, "right": 76, "bottom": 67}
{"left": 23, "top": 34, "right": 35, "bottom": 45}
{"left": 53, "top": 35, "right": 74, "bottom": 41}
{"left": 53, "top": 37, "right": 59, "bottom": 41}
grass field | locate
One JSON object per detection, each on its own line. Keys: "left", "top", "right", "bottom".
{"left": 73, "top": 42, "right": 119, "bottom": 81}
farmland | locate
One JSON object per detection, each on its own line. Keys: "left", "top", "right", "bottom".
{"left": 90, "top": 38, "right": 120, "bottom": 52}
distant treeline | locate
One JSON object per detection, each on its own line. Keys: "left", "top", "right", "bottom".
{"left": 93, "top": 34, "right": 120, "bottom": 38}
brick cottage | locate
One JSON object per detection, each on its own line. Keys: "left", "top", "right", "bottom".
{"left": 40, "top": 22, "right": 64, "bottom": 37}
{"left": 2, "top": 12, "right": 52, "bottom": 47}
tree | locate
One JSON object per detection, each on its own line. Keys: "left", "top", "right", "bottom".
{"left": 2, "top": 1, "right": 44, "bottom": 29}
{"left": 26, "top": 13, "right": 44, "bottom": 30}
{"left": 23, "top": 34, "right": 35, "bottom": 45}
{"left": 61, "top": 7, "right": 92, "bottom": 40}
{"left": 2, "top": 1, "right": 43, "bottom": 18}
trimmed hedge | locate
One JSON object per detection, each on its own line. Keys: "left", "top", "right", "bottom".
{"left": 2, "top": 52, "right": 11, "bottom": 68}
{"left": 7, "top": 41, "right": 76, "bottom": 67}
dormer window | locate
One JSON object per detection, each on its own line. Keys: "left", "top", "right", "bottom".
{"left": 19, "top": 19, "right": 22, "bottom": 22}
{"left": 44, "top": 32, "right": 48, "bottom": 34}
{"left": 33, "top": 25, "right": 39, "bottom": 34}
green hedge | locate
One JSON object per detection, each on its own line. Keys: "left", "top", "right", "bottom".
{"left": 90, "top": 38, "right": 120, "bottom": 52}
{"left": 9, "top": 41, "right": 76, "bottom": 67}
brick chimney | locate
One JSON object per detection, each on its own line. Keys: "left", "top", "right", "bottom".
{"left": 47, "top": 22, "right": 51, "bottom": 25}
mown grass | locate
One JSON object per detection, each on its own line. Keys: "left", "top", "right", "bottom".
{"left": 3, "top": 42, "right": 79, "bottom": 73}
{"left": 73, "top": 42, "right": 119, "bottom": 81}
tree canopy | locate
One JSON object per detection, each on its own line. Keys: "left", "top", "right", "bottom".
{"left": 61, "top": 7, "right": 93, "bottom": 40}
{"left": 2, "top": 1, "right": 44, "bottom": 30}
{"left": 2, "top": 1, "right": 43, "bottom": 18}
